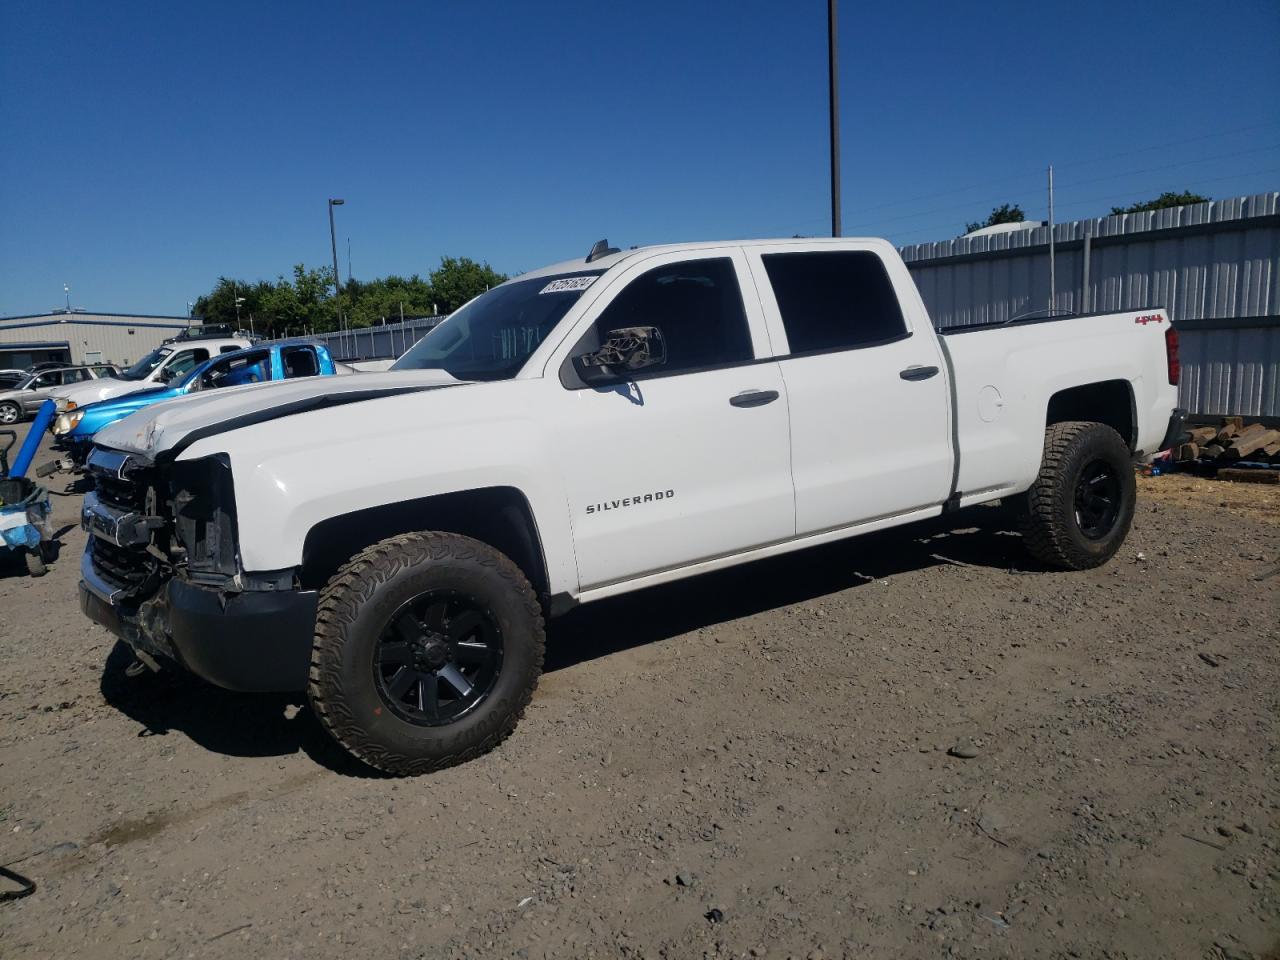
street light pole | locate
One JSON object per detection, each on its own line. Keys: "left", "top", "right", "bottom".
{"left": 828, "top": 0, "right": 842, "bottom": 238}
{"left": 328, "top": 198, "right": 345, "bottom": 333}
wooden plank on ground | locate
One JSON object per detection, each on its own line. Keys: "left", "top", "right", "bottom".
{"left": 1229, "top": 428, "right": 1279, "bottom": 459}
{"left": 1174, "top": 443, "right": 1199, "bottom": 462}
{"left": 1186, "top": 427, "right": 1217, "bottom": 445}
{"left": 1217, "top": 468, "right": 1279, "bottom": 485}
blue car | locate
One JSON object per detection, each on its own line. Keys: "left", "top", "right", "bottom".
{"left": 51, "top": 341, "right": 337, "bottom": 468}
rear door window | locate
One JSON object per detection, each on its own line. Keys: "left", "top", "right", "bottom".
{"left": 281, "top": 347, "right": 320, "bottom": 378}
{"left": 762, "top": 251, "right": 908, "bottom": 354}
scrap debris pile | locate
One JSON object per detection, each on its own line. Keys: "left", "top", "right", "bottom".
{"left": 1168, "top": 417, "right": 1280, "bottom": 484}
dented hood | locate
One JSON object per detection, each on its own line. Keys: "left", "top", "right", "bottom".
{"left": 94, "top": 369, "right": 464, "bottom": 459}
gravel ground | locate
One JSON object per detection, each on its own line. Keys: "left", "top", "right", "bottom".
{"left": 1, "top": 421, "right": 1277, "bottom": 960}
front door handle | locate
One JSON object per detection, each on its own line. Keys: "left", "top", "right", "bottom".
{"left": 899, "top": 365, "right": 940, "bottom": 381}
{"left": 729, "top": 389, "right": 780, "bottom": 408}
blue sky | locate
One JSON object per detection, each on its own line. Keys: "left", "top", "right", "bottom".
{"left": 2, "top": 0, "right": 1278, "bottom": 317}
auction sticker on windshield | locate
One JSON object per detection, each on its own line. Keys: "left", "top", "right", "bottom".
{"left": 540, "top": 276, "right": 597, "bottom": 294}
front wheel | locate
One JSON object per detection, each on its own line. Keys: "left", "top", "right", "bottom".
{"left": 1018, "top": 421, "right": 1136, "bottom": 570}
{"left": 307, "top": 532, "right": 545, "bottom": 776}
{"left": 0, "top": 402, "right": 20, "bottom": 425}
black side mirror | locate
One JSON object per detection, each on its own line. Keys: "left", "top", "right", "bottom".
{"left": 572, "top": 326, "right": 666, "bottom": 384}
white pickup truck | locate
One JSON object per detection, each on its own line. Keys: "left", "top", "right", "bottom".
{"left": 78, "top": 238, "right": 1185, "bottom": 775}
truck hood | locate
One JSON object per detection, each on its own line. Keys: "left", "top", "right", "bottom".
{"left": 94, "top": 369, "right": 465, "bottom": 459}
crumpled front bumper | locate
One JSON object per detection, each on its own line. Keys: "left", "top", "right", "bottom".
{"left": 79, "top": 544, "right": 319, "bottom": 694}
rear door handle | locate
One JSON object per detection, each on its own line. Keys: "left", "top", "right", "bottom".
{"left": 729, "top": 389, "right": 780, "bottom": 408}
{"left": 899, "top": 365, "right": 940, "bottom": 381}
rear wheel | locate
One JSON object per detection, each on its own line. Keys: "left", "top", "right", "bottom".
{"left": 1019, "top": 421, "right": 1136, "bottom": 570}
{"left": 308, "top": 531, "right": 545, "bottom": 775}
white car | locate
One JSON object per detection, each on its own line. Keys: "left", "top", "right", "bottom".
{"left": 80, "top": 237, "right": 1184, "bottom": 775}
{"left": 52, "top": 337, "right": 252, "bottom": 409}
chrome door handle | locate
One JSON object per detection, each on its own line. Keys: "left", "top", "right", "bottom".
{"left": 729, "top": 389, "right": 780, "bottom": 408}
{"left": 899, "top": 365, "right": 939, "bottom": 381}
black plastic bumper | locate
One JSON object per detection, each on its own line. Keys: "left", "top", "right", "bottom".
{"left": 80, "top": 555, "right": 318, "bottom": 693}
{"left": 1158, "top": 407, "right": 1190, "bottom": 452}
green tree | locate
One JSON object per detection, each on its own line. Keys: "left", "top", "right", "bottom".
{"left": 428, "top": 256, "right": 507, "bottom": 314}
{"left": 191, "top": 255, "right": 505, "bottom": 337}
{"left": 965, "top": 203, "right": 1026, "bottom": 234}
{"left": 258, "top": 265, "right": 337, "bottom": 336}
{"left": 346, "top": 274, "right": 436, "bottom": 328}
{"left": 1110, "top": 191, "right": 1209, "bottom": 215}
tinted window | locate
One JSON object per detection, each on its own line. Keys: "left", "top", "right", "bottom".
{"left": 583, "top": 258, "right": 752, "bottom": 377}
{"left": 762, "top": 251, "right": 907, "bottom": 354}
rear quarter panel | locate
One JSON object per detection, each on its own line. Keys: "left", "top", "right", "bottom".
{"left": 943, "top": 310, "right": 1177, "bottom": 502}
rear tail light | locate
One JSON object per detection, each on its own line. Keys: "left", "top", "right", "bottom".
{"left": 1165, "top": 326, "right": 1180, "bottom": 385}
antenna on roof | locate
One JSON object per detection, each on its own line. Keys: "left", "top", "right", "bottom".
{"left": 586, "top": 239, "right": 620, "bottom": 263}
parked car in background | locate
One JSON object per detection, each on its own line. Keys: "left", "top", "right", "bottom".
{"left": 51, "top": 336, "right": 252, "bottom": 409}
{"left": 0, "top": 365, "right": 122, "bottom": 424}
{"left": 50, "top": 342, "right": 338, "bottom": 469}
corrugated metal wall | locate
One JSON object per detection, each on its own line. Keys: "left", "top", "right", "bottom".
{"left": 900, "top": 192, "right": 1280, "bottom": 417}
{"left": 0, "top": 314, "right": 189, "bottom": 367}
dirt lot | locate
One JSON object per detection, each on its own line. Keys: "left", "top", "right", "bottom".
{"left": 1, "top": 421, "right": 1277, "bottom": 960}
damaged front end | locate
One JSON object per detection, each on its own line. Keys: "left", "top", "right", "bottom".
{"left": 79, "top": 446, "right": 317, "bottom": 693}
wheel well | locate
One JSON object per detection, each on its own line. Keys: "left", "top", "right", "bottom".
{"left": 299, "top": 486, "right": 549, "bottom": 598}
{"left": 1045, "top": 380, "right": 1135, "bottom": 449}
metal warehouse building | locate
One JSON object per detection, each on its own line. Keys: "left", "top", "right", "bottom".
{"left": 899, "top": 192, "right": 1280, "bottom": 418}
{"left": 0, "top": 311, "right": 190, "bottom": 370}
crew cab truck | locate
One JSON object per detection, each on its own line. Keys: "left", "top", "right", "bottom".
{"left": 78, "top": 238, "right": 1185, "bottom": 776}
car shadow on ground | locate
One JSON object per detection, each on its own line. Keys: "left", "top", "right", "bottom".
{"left": 98, "top": 641, "right": 377, "bottom": 777}
{"left": 545, "top": 501, "right": 1032, "bottom": 673}
{"left": 95, "top": 502, "right": 1029, "bottom": 776}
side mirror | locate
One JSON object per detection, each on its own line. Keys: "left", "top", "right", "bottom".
{"left": 572, "top": 326, "right": 666, "bottom": 384}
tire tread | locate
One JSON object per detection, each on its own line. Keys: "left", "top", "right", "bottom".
{"left": 307, "top": 531, "right": 544, "bottom": 776}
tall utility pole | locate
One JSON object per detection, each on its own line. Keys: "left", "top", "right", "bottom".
{"left": 828, "top": 0, "right": 842, "bottom": 237}
{"left": 328, "top": 198, "right": 345, "bottom": 332}
{"left": 1047, "top": 165, "right": 1056, "bottom": 314}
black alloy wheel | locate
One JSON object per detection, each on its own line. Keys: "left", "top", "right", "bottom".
{"left": 374, "top": 590, "right": 503, "bottom": 726}
{"left": 1073, "top": 460, "right": 1122, "bottom": 540}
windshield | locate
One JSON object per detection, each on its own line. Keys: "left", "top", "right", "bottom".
{"left": 391, "top": 271, "right": 603, "bottom": 381}
{"left": 120, "top": 347, "right": 173, "bottom": 381}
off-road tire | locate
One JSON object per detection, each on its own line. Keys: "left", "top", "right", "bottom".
{"left": 1019, "top": 421, "right": 1135, "bottom": 570}
{"left": 308, "top": 531, "right": 544, "bottom": 776}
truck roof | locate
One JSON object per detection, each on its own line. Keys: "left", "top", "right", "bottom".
{"left": 515, "top": 236, "right": 895, "bottom": 282}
